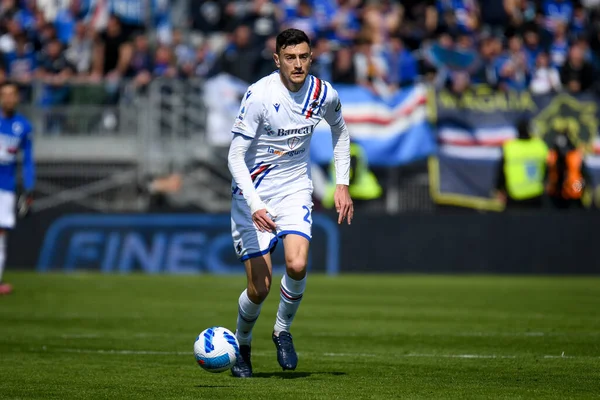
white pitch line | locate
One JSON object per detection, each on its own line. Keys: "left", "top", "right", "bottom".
{"left": 312, "top": 331, "right": 600, "bottom": 338}
{"left": 403, "top": 353, "right": 516, "bottom": 359}
{"left": 35, "top": 347, "right": 600, "bottom": 360}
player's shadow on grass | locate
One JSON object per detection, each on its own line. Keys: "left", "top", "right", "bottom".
{"left": 252, "top": 371, "right": 346, "bottom": 379}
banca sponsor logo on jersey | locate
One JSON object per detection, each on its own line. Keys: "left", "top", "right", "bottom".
{"left": 276, "top": 124, "right": 315, "bottom": 137}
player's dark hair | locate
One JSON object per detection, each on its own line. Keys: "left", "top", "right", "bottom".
{"left": 276, "top": 29, "right": 311, "bottom": 54}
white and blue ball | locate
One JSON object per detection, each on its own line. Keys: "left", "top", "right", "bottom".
{"left": 194, "top": 327, "right": 240, "bottom": 373}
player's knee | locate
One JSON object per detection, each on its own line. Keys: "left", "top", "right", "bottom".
{"left": 285, "top": 257, "right": 307, "bottom": 279}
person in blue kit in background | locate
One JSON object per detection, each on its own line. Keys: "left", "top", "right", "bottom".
{"left": 0, "top": 82, "right": 35, "bottom": 296}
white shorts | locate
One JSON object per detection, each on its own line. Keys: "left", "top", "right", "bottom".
{"left": 0, "top": 189, "right": 15, "bottom": 229}
{"left": 231, "top": 190, "right": 313, "bottom": 261}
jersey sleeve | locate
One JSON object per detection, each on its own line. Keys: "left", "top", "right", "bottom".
{"left": 323, "top": 84, "right": 343, "bottom": 127}
{"left": 231, "top": 86, "right": 263, "bottom": 139}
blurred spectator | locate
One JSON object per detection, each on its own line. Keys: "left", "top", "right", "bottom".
{"left": 436, "top": 0, "right": 479, "bottom": 34}
{"left": 529, "top": 51, "right": 562, "bottom": 94}
{"left": 5, "top": 33, "right": 36, "bottom": 82}
{"left": 386, "top": 35, "right": 418, "bottom": 88}
{"left": 172, "top": 29, "right": 194, "bottom": 68}
{"left": 30, "top": 15, "right": 57, "bottom": 52}
{"left": 0, "top": 0, "right": 19, "bottom": 21}
{"left": 548, "top": 21, "right": 569, "bottom": 68}
{"left": 54, "top": 0, "right": 78, "bottom": 44}
{"left": 571, "top": 3, "right": 588, "bottom": 37}
{"left": 354, "top": 38, "right": 391, "bottom": 97}
{"left": 108, "top": 0, "right": 147, "bottom": 38}
{"left": 210, "top": 24, "right": 257, "bottom": 83}
{"left": 497, "top": 118, "right": 548, "bottom": 209}
{"left": 523, "top": 27, "right": 542, "bottom": 69}
{"left": 36, "top": 38, "right": 75, "bottom": 104}
{"left": 331, "top": 46, "right": 356, "bottom": 84}
{"left": 560, "top": 42, "right": 595, "bottom": 92}
{"left": 480, "top": 0, "right": 508, "bottom": 36}
{"left": 547, "top": 128, "right": 587, "bottom": 209}
{"left": 37, "top": 0, "right": 69, "bottom": 22}
{"left": 496, "top": 35, "right": 530, "bottom": 91}
{"left": 14, "top": 0, "right": 36, "bottom": 34}
{"left": 106, "top": 0, "right": 171, "bottom": 43}
{"left": 189, "top": 0, "right": 226, "bottom": 34}
{"left": 92, "top": 15, "right": 132, "bottom": 79}
{"left": 126, "top": 33, "right": 153, "bottom": 87}
{"left": 282, "top": 0, "right": 318, "bottom": 40}
{"left": 541, "top": 0, "right": 574, "bottom": 34}
{"left": 360, "top": 0, "right": 401, "bottom": 46}
{"left": 0, "top": 18, "right": 23, "bottom": 53}
{"left": 328, "top": 0, "right": 361, "bottom": 47}
{"left": 64, "top": 21, "right": 93, "bottom": 76}
{"left": 253, "top": 35, "right": 276, "bottom": 79}
{"left": 448, "top": 70, "right": 471, "bottom": 94}
{"left": 152, "top": 45, "right": 177, "bottom": 78}
{"left": 311, "top": 38, "right": 333, "bottom": 83}
{"left": 36, "top": 37, "right": 74, "bottom": 134}
{"left": 503, "top": 0, "right": 539, "bottom": 38}
{"left": 398, "top": 0, "right": 438, "bottom": 51}
{"left": 245, "top": 0, "right": 279, "bottom": 47}
{"left": 179, "top": 42, "right": 216, "bottom": 79}
{"left": 472, "top": 35, "right": 500, "bottom": 86}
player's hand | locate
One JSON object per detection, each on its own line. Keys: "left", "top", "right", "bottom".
{"left": 252, "top": 207, "right": 277, "bottom": 232}
{"left": 334, "top": 184, "right": 353, "bottom": 225}
{"left": 17, "top": 192, "right": 33, "bottom": 219}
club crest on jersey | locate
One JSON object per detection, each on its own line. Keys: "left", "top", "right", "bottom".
{"left": 273, "top": 103, "right": 280, "bottom": 112}
{"left": 12, "top": 122, "right": 23, "bottom": 135}
{"left": 288, "top": 137, "right": 300, "bottom": 149}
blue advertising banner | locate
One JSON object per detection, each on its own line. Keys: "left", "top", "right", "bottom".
{"left": 429, "top": 88, "right": 600, "bottom": 210}
{"left": 37, "top": 214, "right": 340, "bottom": 275}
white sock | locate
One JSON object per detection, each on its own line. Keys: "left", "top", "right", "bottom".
{"left": 235, "top": 289, "right": 262, "bottom": 346}
{"left": 274, "top": 273, "right": 306, "bottom": 335}
{"left": 0, "top": 234, "right": 6, "bottom": 283}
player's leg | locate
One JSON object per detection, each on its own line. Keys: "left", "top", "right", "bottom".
{"left": 230, "top": 198, "right": 276, "bottom": 377}
{"left": 0, "top": 229, "right": 10, "bottom": 295}
{"left": 271, "top": 190, "right": 312, "bottom": 370}
{"left": 272, "top": 234, "right": 308, "bottom": 370}
{"left": 0, "top": 190, "right": 15, "bottom": 295}
{"left": 231, "top": 254, "right": 273, "bottom": 378}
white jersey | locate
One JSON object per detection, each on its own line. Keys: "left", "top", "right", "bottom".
{"left": 230, "top": 71, "right": 343, "bottom": 201}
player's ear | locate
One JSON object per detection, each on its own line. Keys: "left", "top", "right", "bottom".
{"left": 273, "top": 52, "right": 280, "bottom": 68}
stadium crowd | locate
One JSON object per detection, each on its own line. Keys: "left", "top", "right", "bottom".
{"left": 0, "top": 0, "right": 598, "bottom": 105}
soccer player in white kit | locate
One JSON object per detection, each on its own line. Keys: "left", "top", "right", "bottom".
{"left": 227, "top": 28, "right": 353, "bottom": 377}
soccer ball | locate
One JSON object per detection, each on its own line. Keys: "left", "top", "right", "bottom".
{"left": 194, "top": 327, "right": 240, "bottom": 373}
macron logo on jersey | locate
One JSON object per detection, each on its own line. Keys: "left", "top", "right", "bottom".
{"left": 273, "top": 103, "right": 280, "bottom": 112}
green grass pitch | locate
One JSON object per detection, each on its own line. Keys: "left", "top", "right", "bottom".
{"left": 1, "top": 272, "right": 599, "bottom": 399}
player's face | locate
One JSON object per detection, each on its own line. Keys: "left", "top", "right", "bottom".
{"left": 274, "top": 42, "right": 312, "bottom": 90}
{"left": 0, "top": 85, "right": 18, "bottom": 113}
